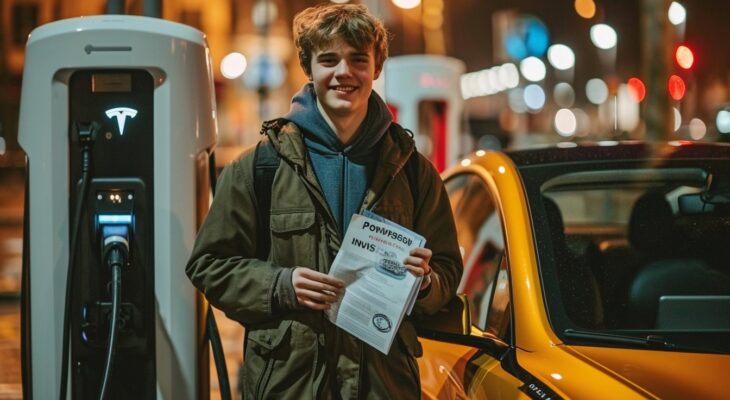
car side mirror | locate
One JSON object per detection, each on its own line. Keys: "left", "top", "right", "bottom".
{"left": 413, "top": 293, "right": 471, "bottom": 335}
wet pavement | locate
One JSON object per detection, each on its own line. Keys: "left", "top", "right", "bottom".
{"left": 0, "top": 168, "right": 244, "bottom": 399}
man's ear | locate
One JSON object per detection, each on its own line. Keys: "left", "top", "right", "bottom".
{"left": 374, "top": 65, "right": 383, "bottom": 80}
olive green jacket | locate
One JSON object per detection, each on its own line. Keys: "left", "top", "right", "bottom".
{"left": 186, "top": 121, "right": 462, "bottom": 399}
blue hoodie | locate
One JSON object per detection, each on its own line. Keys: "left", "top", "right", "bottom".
{"left": 284, "top": 83, "right": 392, "bottom": 237}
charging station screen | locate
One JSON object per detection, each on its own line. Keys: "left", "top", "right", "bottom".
{"left": 92, "top": 73, "right": 132, "bottom": 93}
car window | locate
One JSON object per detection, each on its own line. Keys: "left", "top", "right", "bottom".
{"left": 445, "top": 173, "right": 509, "bottom": 336}
{"left": 521, "top": 160, "right": 730, "bottom": 354}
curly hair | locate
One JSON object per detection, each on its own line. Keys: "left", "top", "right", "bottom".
{"left": 292, "top": 3, "right": 390, "bottom": 77}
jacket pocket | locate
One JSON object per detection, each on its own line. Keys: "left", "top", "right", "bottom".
{"left": 244, "top": 320, "right": 293, "bottom": 399}
{"left": 244, "top": 319, "right": 317, "bottom": 399}
{"left": 269, "top": 211, "right": 317, "bottom": 267}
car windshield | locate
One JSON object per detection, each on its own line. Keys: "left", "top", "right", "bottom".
{"left": 518, "top": 147, "right": 730, "bottom": 354}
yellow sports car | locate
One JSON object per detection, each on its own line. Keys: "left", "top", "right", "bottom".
{"left": 416, "top": 141, "right": 730, "bottom": 399}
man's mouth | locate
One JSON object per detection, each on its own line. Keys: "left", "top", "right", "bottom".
{"left": 330, "top": 85, "right": 358, "bottom": 93}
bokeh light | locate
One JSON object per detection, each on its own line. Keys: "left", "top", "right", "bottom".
{"left": 220, "top": 52, "right": 247, "bottom": 79}
{"left": 520, "top": 56, "right": 546, "bottom": 82}
{"left": 675, "top": 45, "right": 694, "bottom": 69}
{"left": 524, "top": 84, "right": 546, "bottom": 111}
{"left": 586, "top": 78, "right": 609, "bottom": 104}
{"left": 553, "top": 82, "right": 575, "bottom": 108}
{"left": 668, "top": 75, "right": 686, "bottom": 101}
{"left": 590, "top": 24, "right": 618, "bottom": 49}
{"left": 716, "top": 110, "right": 730, "bottom": 134}
{"left": 525, "top": 18, "right": 550, "bottom": 57}
{"left": 668, "top": 2, "right": 687, "bottom": 26}
{"left": 688, "top": 118, "right": 706, "bottom": 140}
{"left": 547, "top": 44, "right": 576, "bottom": 70}
{"left": 574, "top": 0, "right": 596, "bottom": 19}
{"left": 393, "top": 0, "right": 421, "bottom": 9}
{"left": 555, "top": 108, "right": 577, "bottom": 137}
{"left": 508, "top": 88, "right": 528, "bottom": 113}
{"left": 499, "top": 63, "right": 520, "bottom": 89}
{"left": 673, "top": 107, "right": 682, "bottom": 131}
{"left": 627, "top": 77, "right": 646, "bottom": 102}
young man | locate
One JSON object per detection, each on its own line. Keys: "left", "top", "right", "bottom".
{"left": 186, "top": 4, "right": 462, "bottom": 399}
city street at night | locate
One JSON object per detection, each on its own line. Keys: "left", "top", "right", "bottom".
{"left": 1, "top": 0, "right": 730, "bottom": 399}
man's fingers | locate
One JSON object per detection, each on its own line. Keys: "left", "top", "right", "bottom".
{"left": 404, "top": 264, "right": 426, "bottom": 277}
{"left": 403, "top": 256, "right": 425, "bottom": 268}
{"left": 295, "top": 280, "right": 344, "bottom": 295}
{"left": 296, "top": 268, "right": 345, "bottom": 288}
{"left": 297, "top": 297, "right": 331, "bottom": 311}
{"left": 409, "top": 247, "right": 432, "bottom": 259}
{"left": 297, "top": 288, "right": 339, "bottom": 304}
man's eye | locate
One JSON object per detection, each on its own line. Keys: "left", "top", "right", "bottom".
{"left": 319, "top": 58, "right": 337, "bottom": 65}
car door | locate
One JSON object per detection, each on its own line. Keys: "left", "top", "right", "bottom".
{"left": 417, "top": 171, "right": 527, "bottom": 399}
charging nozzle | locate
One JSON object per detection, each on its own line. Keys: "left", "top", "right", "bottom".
{"left": 72, "top": 121, "right": 101, "bottom": 144}
{"left": 99, "top": 217, "right": 132, "bottom": 269}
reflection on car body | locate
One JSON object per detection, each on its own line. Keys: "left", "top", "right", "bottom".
{"left": 416, "top": 141, "right": 730, "bottom": 399}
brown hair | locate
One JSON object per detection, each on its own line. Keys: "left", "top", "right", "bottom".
{"left": 292, "top": 3, "right": 390, "bottom": 77}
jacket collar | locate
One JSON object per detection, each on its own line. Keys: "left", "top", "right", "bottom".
{"left": 263, "top": 119, "right": 416, "bottom": 219}
{"left": 263, "top": 119, "right": 415, "bottom": 177}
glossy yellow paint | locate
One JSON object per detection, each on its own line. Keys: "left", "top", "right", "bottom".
{"left": 428, "top": 151, "right": 730, "bottom": 399}
{"left": 418, "top": 336, "right": 528, "bottom": 400}
{"left": 443, "top": 152, "right": 559, "bottom": 352}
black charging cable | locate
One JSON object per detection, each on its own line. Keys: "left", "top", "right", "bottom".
{"left": 205, "top": 151, "right": 233, "bottom": 400}
{"left": 98, "top": 233, "right": 128, "bottom": 400}
{"left": 60, "top": 122, "right": 99, "bottom": 400}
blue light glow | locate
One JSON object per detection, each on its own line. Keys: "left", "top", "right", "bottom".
{"left": 98, "top": 214, "right": 132, "bottom": 224}
{"left": 525, "top": 19, "right": 549, "bottom": 57}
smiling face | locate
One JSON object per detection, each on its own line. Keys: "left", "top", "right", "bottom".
{"left": 310, "top": 38, "right": 381, "bottom": 120}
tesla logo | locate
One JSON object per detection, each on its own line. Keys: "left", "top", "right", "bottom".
{"left": 105, "top": 107, "right": 138, "bottom": 135}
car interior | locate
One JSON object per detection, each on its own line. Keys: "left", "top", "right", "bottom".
{"left": 541, "top": 167, "right": 730, "bottom": 333}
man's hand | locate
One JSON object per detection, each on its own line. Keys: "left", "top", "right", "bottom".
{"left": 404, "top": 247, "right": 434, "bottom": 291}
{"left": 292, "top": 267, "right": 345, "bottom": 311}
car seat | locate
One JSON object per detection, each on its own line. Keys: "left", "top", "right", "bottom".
{"left": 626, "top": 192, "right": 730, "bottom": 328}
{"left": 543, "top": 197, "right": 604, "bottom": 328}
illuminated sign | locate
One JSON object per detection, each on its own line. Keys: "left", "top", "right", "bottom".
{"left": 105, "top": 107, "right": 138, "bottom": 135}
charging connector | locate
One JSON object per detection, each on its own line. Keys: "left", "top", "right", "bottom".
{"left": 98, "top": 223, "right": 130, "bottom": 400}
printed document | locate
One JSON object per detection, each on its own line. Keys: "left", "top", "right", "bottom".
{"left": 326, "top": 213, "right": 425, "bottom": 355}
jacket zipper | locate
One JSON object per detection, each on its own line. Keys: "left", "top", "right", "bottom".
{"left": 255, "top": 357, "right": 275, "bottom": 399}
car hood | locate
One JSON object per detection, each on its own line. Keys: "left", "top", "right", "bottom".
{"left": 566, "top": 345, "right": 730, "bottom": 399}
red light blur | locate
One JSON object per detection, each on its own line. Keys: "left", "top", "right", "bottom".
{"left": 668, "top": 75, "right": 686, "bottom": 101}
{"left": 627, "top": 77, "right": 646, "bottom": 102}
{"left": 675, "top": 45, "right": 694, "bottom": 70}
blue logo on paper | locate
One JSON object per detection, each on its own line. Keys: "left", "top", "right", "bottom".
{"left": 372, "top": 314, "right": 392, "bottom": 333}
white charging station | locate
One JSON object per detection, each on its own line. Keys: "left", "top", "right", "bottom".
{"left": 384, "top": 55, "right": 466, "bottom": 171}
{"left": 18, "top": 15, "right": 217, "bottom": 399}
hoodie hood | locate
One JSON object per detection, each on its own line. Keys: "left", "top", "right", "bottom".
{"left": 282, "top": 83, "right": 393, "bottom": 236}
{"left": 284, "top": 83, "right": 392, "bottom": 157}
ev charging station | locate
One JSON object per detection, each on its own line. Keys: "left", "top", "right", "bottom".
{"left": 18, "top": 16, "right": 217, "bottom": 399}
{"left": 384, "top": 55, "right": 466, "bottom": 172}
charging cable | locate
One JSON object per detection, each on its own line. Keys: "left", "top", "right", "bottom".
{"left": 98, "top": 226, "right": 129, "bottom": 400}
{"left": 60, "top": 122, "right": 99, "bottom": 400}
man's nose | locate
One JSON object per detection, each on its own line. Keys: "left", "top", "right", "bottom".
{"left": 334, "top": 59, "right": 352, "bottom": 76}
